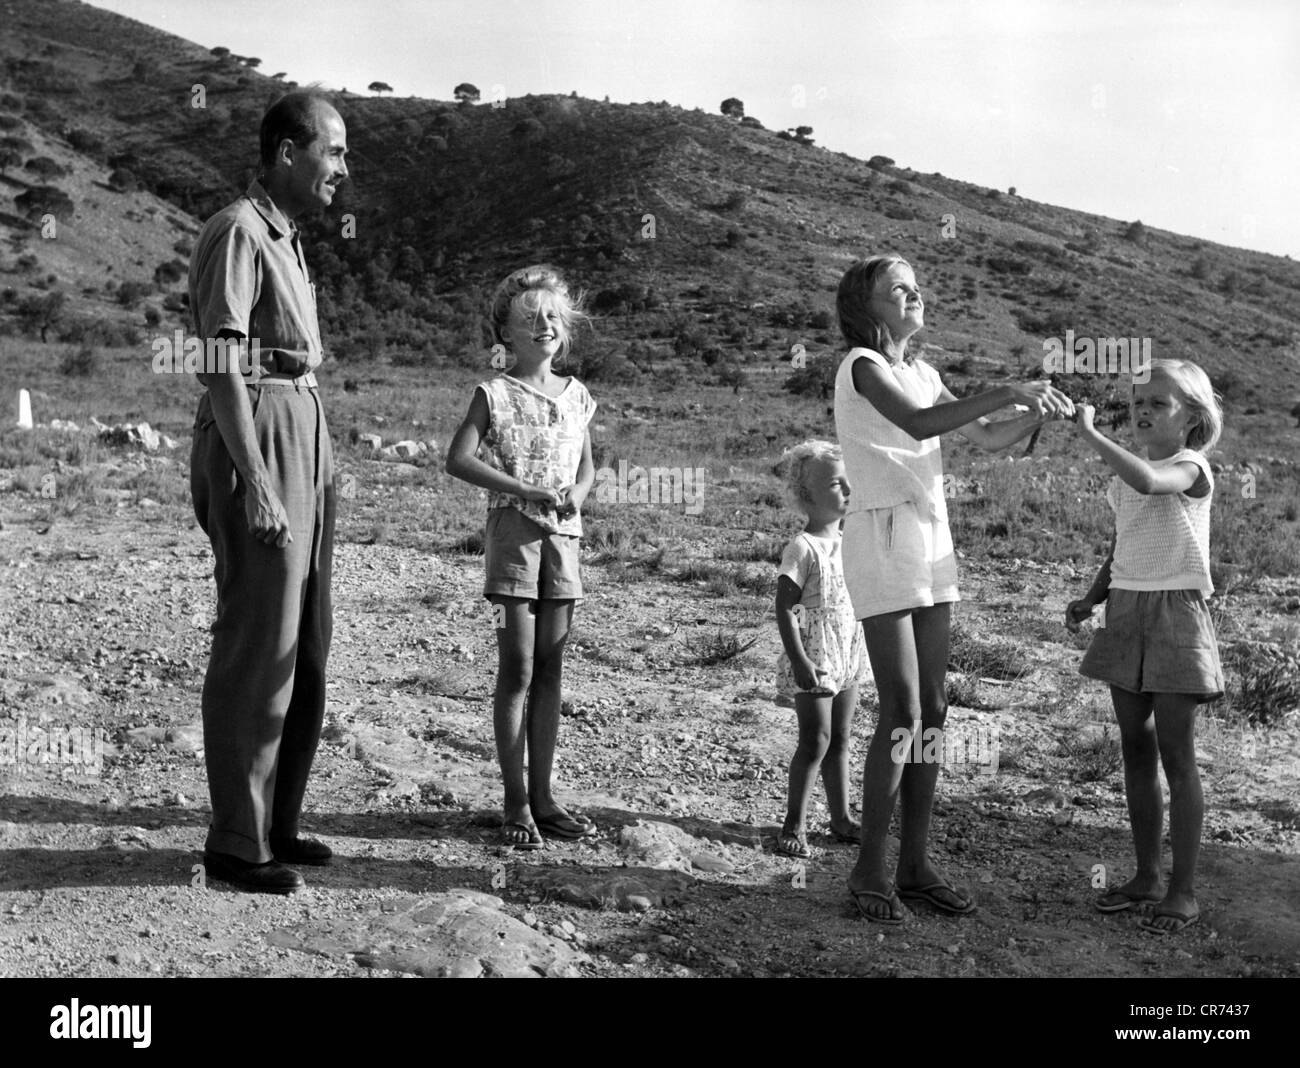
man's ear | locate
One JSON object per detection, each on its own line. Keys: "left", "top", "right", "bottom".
{"left": 277, "top": 137, "right": 295, "bottom": 168}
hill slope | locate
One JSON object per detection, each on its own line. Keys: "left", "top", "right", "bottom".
{"left": 1, "top": 0, "right": 1298, "bottom": 411}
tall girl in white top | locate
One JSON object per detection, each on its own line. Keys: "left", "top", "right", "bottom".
{"left": 835, "top": 255, "right": 1074, "bottom": 923}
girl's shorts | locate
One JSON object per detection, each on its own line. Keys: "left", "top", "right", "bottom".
{"left": 483, "top": 507, "right": 582, "bottom": 601}
{"left": 1080, "top": 588, "right": 1223, "bottom": 702}
{"left": 842, "top": 502, "right": 960, "bottom": 619}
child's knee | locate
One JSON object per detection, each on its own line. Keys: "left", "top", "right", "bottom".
{"left": 826, "top": 724, "right": 852, "bottom": 753}
{"left": 497, "top": 656, "right": 534, "bottom": 694}
{"left": 798, "top": 725, "right": 832, "bottom": 758}
{"left": 529, "top": 653, "right": 564, "bottom": 689}
{"left": 920, "top": 690, "right": 948, "bottom": 727}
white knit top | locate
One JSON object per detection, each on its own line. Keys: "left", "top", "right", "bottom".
{"left": 833, "top": 347, "right": 947, "bottom": 521}
{"left": 1108, "top": 448, "right": 1214, "bottom": 595}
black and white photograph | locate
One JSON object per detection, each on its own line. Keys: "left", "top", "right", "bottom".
{"left": 0, "top": 0, "right": 1297, "bottom": 1008}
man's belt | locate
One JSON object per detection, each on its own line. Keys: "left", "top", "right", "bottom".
{"left": 246, "top": 371, "right": 318, "bottom": 388}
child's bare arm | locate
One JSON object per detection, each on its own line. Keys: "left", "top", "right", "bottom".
{"left": 775, "top": 575, "right": 820, "bottom": 690}
{"left": 1066, "top": 536, "right": 1115, "bottom": 630}
{"left": 853, "top": 359, "right": 1073, "bottom": 442}
{"left": 956, "top": 409, "right": 1051, "bottom": 451}
{"left": 1076, "top": 404, "right": 1200, "bottom": 494}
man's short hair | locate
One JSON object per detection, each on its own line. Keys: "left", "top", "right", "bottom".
{"left": 259, "top": 92, "right": 334, "bottom": 171}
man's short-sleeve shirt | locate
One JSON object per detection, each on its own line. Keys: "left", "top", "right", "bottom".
{"left": 188, "top": 181, "right": 323, "bottom": 378}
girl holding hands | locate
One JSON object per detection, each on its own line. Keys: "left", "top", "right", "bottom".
{"left": 1069, "top": 359, "right": 1224, "bottom": 933}
{"left": 834, "top": 255, "right": 1074, "bottom": 923}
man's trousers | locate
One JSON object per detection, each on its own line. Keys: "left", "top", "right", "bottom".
{"left": 190, "top": 379, "right": 335, "bottom": 863}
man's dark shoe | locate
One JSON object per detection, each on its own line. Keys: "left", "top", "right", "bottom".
{"left": 270, "top": 836, "right": 332, "bottom": 866}
{"left": 203, "top": 850, "right": 304, "bottom": 894}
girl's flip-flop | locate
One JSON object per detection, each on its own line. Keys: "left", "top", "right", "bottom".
{"left": 500, "top": 821, "right": 545, "bottom": 850}
{"left": 1095, "top": 888, "right": 1162, "bottom": 913}
{"left": 849, "top": 886, "right": 906, "bottom": 925}
{"left": 535, "top": 813, "right": 597, "bottom": 839}
{"left": 775, "top": 832, "right": 812, "bottom": 859}
{"left": 1139, "top": 910, "right": 1199, "bottom": 934}
{"left": 898, "top": 881, "right": 977, "bottom": 915}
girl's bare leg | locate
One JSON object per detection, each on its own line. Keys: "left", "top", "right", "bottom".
{"left": 492, "top": 596, "right": 536, "bottom": 843}
{"left": 849, "top": 610, "right": 920, "bottom": 920}
{"left": 525, "top": 599, "right": 577, "bottom": 823}
{"left": 1149, "top": 693, "right": 1202, "bottom": 928}
{"left": 1110, "top": 685, "right": 1165, "bottom": 902}
{"left": 783, "top": 692, "right": 834, "bottom": 851}
{"left": 823, "top": 685, "right": 859, "bottom": 837}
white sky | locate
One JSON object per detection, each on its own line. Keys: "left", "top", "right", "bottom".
{"left": 89, "top": 0, "right": 1300, "bottom": 258}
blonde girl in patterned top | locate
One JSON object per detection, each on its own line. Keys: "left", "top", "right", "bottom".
{"left": 773, "top": 441, "right": 870, "bottom": 859}
{"left": 1068, "top": 359, "right": 1224, "bottom": 933}
{"left": 445, "top": 265, "right": 598, "bottom": 850}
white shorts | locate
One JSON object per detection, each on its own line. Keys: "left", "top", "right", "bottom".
{"left": 842, "top": 503, "right": 960, "bottom": 619}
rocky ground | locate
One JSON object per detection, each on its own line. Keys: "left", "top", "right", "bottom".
{"left": 2, "top": 463, "right": 1299, "bottom": 979}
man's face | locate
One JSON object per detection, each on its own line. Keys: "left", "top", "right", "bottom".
{"left": 284, "top": 107, "right": 348, "bottom": 214}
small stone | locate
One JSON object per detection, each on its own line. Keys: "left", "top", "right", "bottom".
{"left": 358, "top": 433, "right": 382, "bottom": 452}
{"left": 559, "top": 920, "right": 576, "bottom": 936}
{"left": 626, "top": 895, "right": 653, "bottom": 912}
{"left": 630, "top": 952, "right": 649, "bottom": 965}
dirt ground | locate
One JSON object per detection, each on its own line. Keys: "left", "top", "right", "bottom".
{"left": 2, "top": 485, "right": 1299, "bottom": 979}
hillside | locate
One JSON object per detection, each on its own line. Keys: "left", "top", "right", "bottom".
{"left": 2, "top": 0, "right": 1299, "bottom": 410}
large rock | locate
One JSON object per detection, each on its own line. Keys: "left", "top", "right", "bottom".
{"left": 619, "top": 819, "right": 736, "bottom": 874}
{"left": 266, "top": 890, "right": 584, "bottom": 977}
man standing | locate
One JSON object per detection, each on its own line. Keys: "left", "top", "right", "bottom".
{"left": 188, "top": 93, "right": 348, "bottom": 893}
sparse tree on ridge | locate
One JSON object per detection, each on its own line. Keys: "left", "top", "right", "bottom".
{"left": 368, "top": 81, "right": 393, "bottom": 96}
{"left": 24, "top": 156, "right": 64, "bottom": 181}
{"left": 721, "top": 97, "right": 744, "bottom": 120}
{"left": 454, "top": 83, "right": 480, "bottom": 105}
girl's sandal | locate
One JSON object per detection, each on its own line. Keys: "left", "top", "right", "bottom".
{"left": 849, "top": 885, "right": 906, "bottom": 925}
{"left": 775, "top": 832, "right": 811, "bottom": 859}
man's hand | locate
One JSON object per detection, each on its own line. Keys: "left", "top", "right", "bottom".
{"left": 245, "top": 482, "right": 293, "bottom": 548}
{"left": 1065, "top": 598, "right": 1094, "bottom": 633}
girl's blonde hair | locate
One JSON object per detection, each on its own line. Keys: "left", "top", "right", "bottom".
{"left": 836, "top": 254, "right": 914, "bottom": 361}
{"left": 773, "top": 439, "right": 842, "bottom": 509}
{"left": 488, "top": 264, "right": 589, "bottom": 362}
{"left": 1143, "top": 358, "right": 1223, "bottom": 452}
